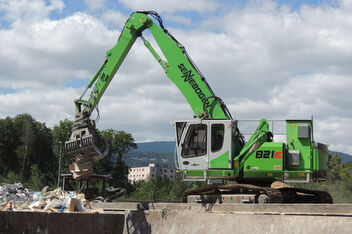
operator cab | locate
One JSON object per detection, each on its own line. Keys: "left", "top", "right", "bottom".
{"left": 172, "top": 119, "right": 241, "bottom": 174}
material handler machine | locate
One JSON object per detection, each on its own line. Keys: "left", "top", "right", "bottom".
{"left": 65, "top": 11, "right": 332, "bottom": 203}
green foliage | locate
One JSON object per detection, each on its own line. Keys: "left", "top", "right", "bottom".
{"left": 328, "top": 152, "right": 344, "bottom": 182}
{"left": 95, "top": 129, "right": 137, "bottom": 189}
{"left": 328, "top": 153, "right": 352, "bottom": 202}
{"left": 101, "top": 129, "right": 137, "bottom": 158}
{"left": 128, "top": 173, "right": 187, "bottom": 201}
{"left": 0, "top": 117, "right": 21, "bottom": 175}
{"left": 0, "top": 171, "right": 22, "bottom": 184}
{"left": 292, "top": 153, "right": 352, "bottom": 203}
{"left": 129, "top": 177, "right": 166, "bottom": 200}
{"left": 168, "top": 172, "right": 188, "bottom": 200}
{"left": 0, "top": 114, "right": 55, "bottom": 186}
{"left": 111, "top": 156, "right": 132, "bottom": 189}
{"left": 0, "top": 114, "right": 138, "bottom": 192}
{"left": 52, "top": 119, "right": 74, "bottom": 174}
{"left": 190, "top": 181, "right": 207, "bottom": 190}
{"left": 25, "top": 164, "right": 45, "bottom": 191}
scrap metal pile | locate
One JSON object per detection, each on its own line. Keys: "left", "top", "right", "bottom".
{"left": 0, "top": 183, "right": 88, "bottom": 212}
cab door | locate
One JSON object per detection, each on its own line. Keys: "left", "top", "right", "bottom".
{"left": 208, "top": 120, "right": 233, "bottom": 169}
{"left": 177, "top": 121, "right": 209, "bottom": 170}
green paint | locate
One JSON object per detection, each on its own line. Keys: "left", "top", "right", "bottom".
{"left": 210, "top": 151, "right": 229, "bottom": 168}
{"left": 286, "top": 120, "right": 312, "bottom": 170}
{"left": 243, "top": 142, "right": 284, "bottom": 178}
{"left": 183, "top": 169, "right": 234, "bottom": 178}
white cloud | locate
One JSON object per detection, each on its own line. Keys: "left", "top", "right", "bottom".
{"left": 0, "top": 12, "right": 118, "bottom": 90}
{"left": 83, "top": 0, "right": 107, "bottom": 10}
{"left": 0, "top": 0, "right": 64, "bottom": 24}
{"left": 315, "top": 116, "right": 352, "bottom": 154}
{"left": 163, "top": 13, "right": 192, "bottom": 26}
{"left": 100, "top": 10, "right": 128, "bottom": 28}
{"left": 0, "top": 88, "right": 79, "bottom": 126}
{"left": 118, "top": 0, "right": 219, "bottom": 14}
{"left": 0, "top": 0, "right": 352, "bottom": 155}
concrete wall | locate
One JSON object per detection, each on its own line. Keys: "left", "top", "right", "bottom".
{"left": 0, "top": 211, "right": 124, "bottom": 234}
{"left": 126, "top": 210, "right": 352, "bottom": 234}
{"left": 2, "top": 204, "right": 352, "bottom": 234}
{"left": 118, "top": 203, "right": 352, "bottom": 234}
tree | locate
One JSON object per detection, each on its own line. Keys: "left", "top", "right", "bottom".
{"left": 102, "top": 129, "right": 137, "bottom": 158}
{"left": 25, "top": 164, "right": 45, "bottom": 190}
{"left": 328, "top": 153, "right": 344, "bottom": 182}
{"left": 11, "top": 114, "right": 55, "bottom": 183}
{"left": 14, "top": 114, "right": 36, "bottom": 179}
{"left": 95, "top": 129, "right": 137, "bottom": 188}
{"left": 0, "top": 171, "right": 22, "bottom": 184}
{"left": 129, "top": 176, "right": 173, "bottom": 200}
{"left": 128, "top": 174, "right": 188, "bottom": 201}
{"left": 169, "top": 172, "right": 188, "bottom": 200}
{"left": 295, "top": 152, "right": 352, "bottom": 203}
{"left": 0, "top": 114, "right": 56, "bottom": 186}
{"left": 52, "top": 119, "right": 74, "bottom": 175}
{"left": 0, "top": 117, "right": 21, "bottom": 176}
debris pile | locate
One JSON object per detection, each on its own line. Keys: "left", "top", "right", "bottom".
{"left": 0, "top": 183, "right": 31, "bottom": 208}
{"left": 0, "top": 183, "right": 89, "bottom": 212}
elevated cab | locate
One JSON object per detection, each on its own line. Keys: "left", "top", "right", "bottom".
{"left": 172, "top": 119, "right": 241, "bottom": 181}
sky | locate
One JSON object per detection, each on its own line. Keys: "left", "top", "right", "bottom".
{"left": 0, "top": 0, "right": 351, "bottom": 154}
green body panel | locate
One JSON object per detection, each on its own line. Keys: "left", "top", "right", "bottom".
{"left": 313, "top": 147, "right": 329, "bottom": 171}
{"left": 234, "top": 119, "right": 270, "bottom": 173}
{"left": 286, "top": 120, "right": 312, "bottom": 170}
{"left": 210, "top": 151, "right": 229, "bottom": 168}
{"left": 184, "top": 169, "right": 234, "bottom": 178}
{"left": 243, "top": 142, "right": 284, "bottom": 178}
{"left": 77, "top": 12, "right": 228, "bottom": 120}
{"left": 244, "top": 171, "right": 311, "bottom": 180}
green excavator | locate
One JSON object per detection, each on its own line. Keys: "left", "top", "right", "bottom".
{"left": 65, "top": 11, "right": 332, "bottom": 203}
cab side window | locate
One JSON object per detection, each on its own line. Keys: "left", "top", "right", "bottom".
{"left": 211, "top": 124, "right": 224, "bottom": 152}
{"left": 182, "top": 124, "right": 207, "bottom": 158}
{"left": 176, "top": 122, "right": 186, "bottom": 146}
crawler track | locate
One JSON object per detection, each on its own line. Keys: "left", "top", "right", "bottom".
{"left": 181, "top": 184, "right": 333, "bottom": 204}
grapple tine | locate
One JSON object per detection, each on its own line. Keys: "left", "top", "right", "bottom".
{"left": 65, "top": 119, "right": 109, "bottom": 178}
{"left": 65, "top": 127, "right": 108, "bottom": 163}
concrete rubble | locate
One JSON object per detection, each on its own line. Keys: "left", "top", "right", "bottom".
{"left": 0, "top": 183, "right": 88, "bottom": 213}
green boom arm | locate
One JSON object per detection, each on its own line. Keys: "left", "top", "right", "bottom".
{"left": 74, "top": 11, "right": 231, "bottom": 120}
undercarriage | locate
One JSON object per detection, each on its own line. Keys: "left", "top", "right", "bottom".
{"left": 182, "top": 183, "right": 333, "bottom": 204}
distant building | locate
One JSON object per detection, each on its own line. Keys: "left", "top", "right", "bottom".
{"left": 128, "top": 163, "right": 176, "bottom": 184}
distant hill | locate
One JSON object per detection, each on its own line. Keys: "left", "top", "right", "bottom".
{"left": 124, "top": 141, "right": 176, "bottom": 168}
{"left": 331, "top": 151, "right": 352, "bottom": 163}
{"left": 134, "top": 141, "right": 175, "bottom": 153}
{"left": 124, "top": 151, "right": 175, "bottom": 168}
